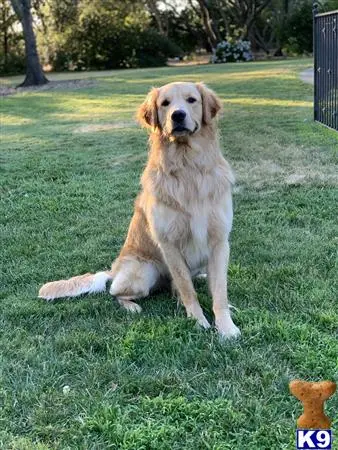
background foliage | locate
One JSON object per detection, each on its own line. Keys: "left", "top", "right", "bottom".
{"left": 1, "top": 0, "right": 337, "bottom": 75}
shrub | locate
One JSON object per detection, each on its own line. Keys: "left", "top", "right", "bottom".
{"left": 50, "top": 27, "right": 182, "bottom": 71}
{"left": 212, "top": 40, "right": 253, "bottom": 63}
{"left": 0, "top": 52, "right": 26, "bottom": 75}
{"left": 122, "top": 29, "right": 183, "bottom": 68}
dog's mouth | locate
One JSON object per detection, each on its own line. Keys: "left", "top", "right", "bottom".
{"left": 172, "top": 124, "right": 189, "bottom": 135}
{"left": 171, "top": 123, "right": 199, "bottom": 136}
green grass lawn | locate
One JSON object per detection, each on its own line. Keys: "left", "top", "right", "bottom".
{"left": 1, "top": 59, "right": 337, "bottom": 449}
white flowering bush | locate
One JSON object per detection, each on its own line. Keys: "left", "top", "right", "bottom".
{"left": 212, "top": 40, "right": 253, "bottom": 63}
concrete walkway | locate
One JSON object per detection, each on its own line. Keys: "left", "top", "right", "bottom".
{"left": 300, "top": 67, "right": 314, "bottom": 84}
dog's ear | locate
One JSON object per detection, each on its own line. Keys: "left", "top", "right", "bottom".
{"left": 196, "top": 82, "right": 222, "bottom": 125}
{"left": 137, "top": 87, "right": 160, "bottom": 131}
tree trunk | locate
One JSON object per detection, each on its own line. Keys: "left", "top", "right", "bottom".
{"left": 196, "top": 0, "right": 218, "bottom": 48}
{"left": 274, "top": 47, "right": 284, "bottom": 56}
{"left": 2, "top": 3, "right": 9, "bottom": 68}
{"left": 10, "top": 0, "right": 48, "bottom": 86}
{"left": 253, "top": 26, "right": 270, "bottom": 54}
{"left": 240, "top": 0, "right": 273, "bottom": 40}
{"left": 147, "top": 0, "right": 166, "bottom": 36}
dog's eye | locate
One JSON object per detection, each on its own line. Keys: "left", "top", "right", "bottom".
{"left": 187, "top": 97, "right": 197, "bottom": 104}
{"left": 161, "top": 99, "right": 170, "bottom": 107}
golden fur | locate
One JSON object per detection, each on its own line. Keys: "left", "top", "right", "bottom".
{"left": 39, "top": 82, "right": 240, "bottom": 338}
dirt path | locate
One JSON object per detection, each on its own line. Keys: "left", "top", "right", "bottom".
{"left": 300, "top": 67, "right": 314, "bottom": 84}
{"left": 0, "top": 79, "right": 96, "bottom": 97}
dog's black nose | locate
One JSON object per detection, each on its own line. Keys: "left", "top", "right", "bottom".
{"left": 171, "top": 110, "right": 186, "bottom": 123}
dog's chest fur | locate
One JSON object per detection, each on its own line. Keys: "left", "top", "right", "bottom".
{"left": 148, "top": 145, "right": 233, "bottom": 272}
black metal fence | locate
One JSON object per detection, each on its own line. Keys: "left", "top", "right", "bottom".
{"left": 313, "top": 8, "right": 338, "bottom": 131}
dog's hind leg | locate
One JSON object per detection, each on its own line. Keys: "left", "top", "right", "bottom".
{"left": 110, "top": 259, "right": 160, "bottom": 313}
{"left": 117, "top": 297, "right": 143, "bottom": 313}
{"left": 192, "top": 266, "right": 208, "bottom": 279}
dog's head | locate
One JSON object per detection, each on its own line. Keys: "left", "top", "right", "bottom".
{"left": 137, "top": 82, "right": 222, "bottom": 138}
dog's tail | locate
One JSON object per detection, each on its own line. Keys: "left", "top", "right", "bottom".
{"left": 38, "top": 271, "right": 113, "bottom": 301}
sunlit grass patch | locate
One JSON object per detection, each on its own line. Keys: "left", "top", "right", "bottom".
{"left": 73, "top": 121, "right": 137, "bottom": 133}
{"left": 2, "top": 115, "right": 34, "bottom": 125}
{"left": 223, "top": 97, "right": 312, "bottom": 107}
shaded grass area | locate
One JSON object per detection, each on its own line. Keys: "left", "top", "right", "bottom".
{"left": 1, "top": 59, "right": 337, "bottom": 449}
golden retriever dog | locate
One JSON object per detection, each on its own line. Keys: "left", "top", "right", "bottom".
{"left": 39, "top": 82, "right": 240, "bottom": 339}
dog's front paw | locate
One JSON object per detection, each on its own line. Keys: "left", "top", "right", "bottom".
{"left": 186, "top": 303, "right": 210, "bottom": 329}
{"left": 215, "top": 314, "right": 241, "bottom": 339}
{"left": 196, "top": 315, "right": 211, "bottom": 329}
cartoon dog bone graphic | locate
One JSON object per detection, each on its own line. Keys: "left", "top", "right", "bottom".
{"left": 289, "top": 380, "right": 336, "bottom": 429}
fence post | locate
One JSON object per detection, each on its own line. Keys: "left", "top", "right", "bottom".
{"left": 313, "top": 0, "right": 319, "bottom": 121}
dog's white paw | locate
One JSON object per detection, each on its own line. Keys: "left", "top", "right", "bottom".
{"left": 196, "top": 315, "right": 211, "bottom": 329}
{"left": 117, "top": 298, "right": 142, "bottom": 313}
{"left": 186, "top": 303, "right": 210, "bottom": 329}
{"left": 218, "top": 323, "right": 241, "bottom": 339}
{"left": 195, "top": 273, "right": 208, "bottom": 279}
{"left": 215, "top": 314, "right": 241, "bottom": 339}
